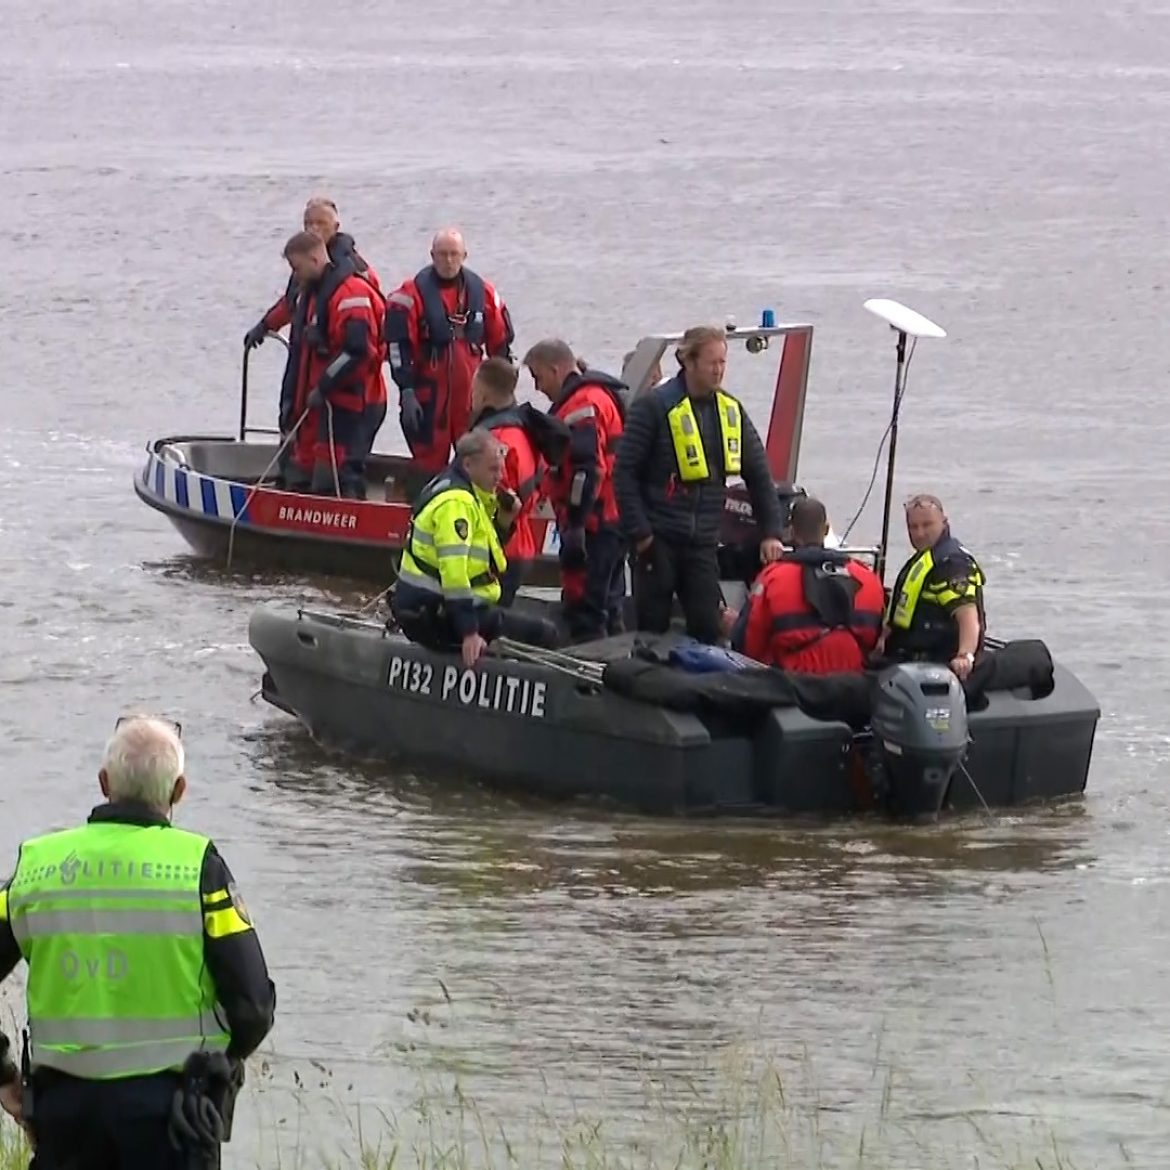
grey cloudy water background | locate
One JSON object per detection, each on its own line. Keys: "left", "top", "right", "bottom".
{"left": 2, "top": 0, "right": 1170, "bottom": 1165}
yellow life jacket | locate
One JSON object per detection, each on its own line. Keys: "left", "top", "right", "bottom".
{"left": 888, "top": 538, "right": 984, "bottom": 630}
{"left": 664, "top": 388, "right": 742, "bottom": 482}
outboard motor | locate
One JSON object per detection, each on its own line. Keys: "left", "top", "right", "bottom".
{"left": 716, "top": 480, "right": 808, "bottom": 585}
{"left": 868, "top": 662, "right": 969, "bottom": 820}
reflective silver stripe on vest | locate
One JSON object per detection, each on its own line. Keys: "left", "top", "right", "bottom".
{"left": 6, "top": 887, "right": 198, "bottom": 911}
{"left": 32, "top": 1010, "right": 227, "bottom": 1047}
{"left": 12, "top": 908, "right": 202, "bottom": 943}
{"left": 396, "top": 568, "right": 474, "bottom": 600}
{"left": 31, "top": 1036, "right": 228, "bottom": 1078}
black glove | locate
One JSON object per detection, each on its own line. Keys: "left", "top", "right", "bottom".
{"left": 306, "top": 387, "right": 325, "bottom": 410}
{"left": 559, "top": 526, "right": 587, "bottom": 571}
{"left": 399, "top": 388, "right": 424, "bottom": 437}
{"left": 244, "top": 323, "right": 267, "bottom": 350}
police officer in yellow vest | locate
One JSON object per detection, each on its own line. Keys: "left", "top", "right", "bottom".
{"left": 0, "top": 715, "right": 276, "bottom": 1169}
{"left": 613, "top": 325, "right": 786, "bottom": 643}
{"left": 878, "top": 493, "right": 987, "bottom": 681}
{"left": 392, "top": 428, "right": 561, "bottom": 666}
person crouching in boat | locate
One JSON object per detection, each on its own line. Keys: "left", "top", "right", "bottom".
{"left": 384, "top": 228, "right": 516, "bottom": 491}
{"left": 523, "top": 339, "right": 630, "bottom": 641}
{"left": 469, "top": 358, "right": 572, "bottom": 608}
{"left": 244, "top": 197, "right": 385, "bottom": 487}
{"left": 875, "top": 493, "right": 986, "bottom": 681}
{"left": 392, "top": 429, "right": 561, "bottom": 667}
{"left": 279, "top": 230, "right": 384, "bottom": 499}
{"left": 734, "top": 497, "right": 885, "bottom": 674}
{"left": 613, "top": 325, "right": 786, "bottom": 644}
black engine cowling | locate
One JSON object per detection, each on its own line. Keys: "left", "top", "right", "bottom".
{"left": 868, "top": 662, "right": 969, "bottom": 820}
{"left": 716, "top": 480, "right": 808, "bottom": 585}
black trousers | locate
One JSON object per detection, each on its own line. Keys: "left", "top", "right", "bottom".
{"left": 499, "top": 558, "right": 532, "bottom": 608}
{"left": 561, "top": 526, "right": 628, "bottom": 640}
{"left": 30, "top": 1072, "right": 213, "bottom": 1170}
{"left": 357, "top": 399, "right": 388, "bottom": 470}
{"left": 393, "top": 593, "right": 560, "bottom": 651}
{"left": 632, "top": 537, "right": 723, "bottom": 644}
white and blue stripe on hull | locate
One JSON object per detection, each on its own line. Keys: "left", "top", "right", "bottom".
{"left": 140, "top": 453, "right": 250, "bottom": 524}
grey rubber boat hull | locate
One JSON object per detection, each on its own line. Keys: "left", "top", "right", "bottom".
{"left": 248, "top": 603, "right": 1099, "bottom": 818}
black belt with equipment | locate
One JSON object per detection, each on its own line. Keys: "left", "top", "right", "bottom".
{"left": 167, "top": 1052, "right": 245, "bottom": 1168}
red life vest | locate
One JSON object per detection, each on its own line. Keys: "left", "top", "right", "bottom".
{"left": 547, "top": 371, "right": 627, "bottom": 530}
{"left": 744, "top": 548, "right": 885, "bottom": 675}
{"left": 479, "top": 405, "right": 543, "bottom": 562}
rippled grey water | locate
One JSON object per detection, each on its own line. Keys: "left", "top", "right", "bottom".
{"left": 2, "top": 0, "right": 1169, "bottom": 1165}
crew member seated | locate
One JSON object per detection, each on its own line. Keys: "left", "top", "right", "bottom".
{"left": 392, "top": 429, "right": 560, "bottom": 666}
{"left": 737, "top": 497, "right": 885, "bottom": 674}
{"left": 877, "top": 493, "right": 986, "bottom": 681}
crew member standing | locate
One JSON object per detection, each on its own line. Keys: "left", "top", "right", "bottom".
{"left": 244, "top": 197, "right": 385, "bottom": 483}
{"left": 384, "top": 228, "right": 515, "bottom": 487}
{"left": 281, "top": 231, "right": 383, "bottom": 497}
{"left": 878, "top": 493, "right": 986, "bottom": 680}
{"left": 523, "top": 339, "right": 629, "bottom": 640}
{"left": 469, "top": 357, "right": 570, "bottom": 607}
{"left": 0, "top": 716, "right": 276, "bottom": 1169}
{"left": 392, "top": 429, "right": 560, "bottom": 665}
{"left": 613, "top": 325, "right": 786, "bottom": 644}
{"left": 739, "top": 497, "right": 885, "bottom": 673}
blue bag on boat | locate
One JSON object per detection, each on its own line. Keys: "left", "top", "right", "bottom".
{"left": 667, "top": 638, "right": 760, "bottom": 674}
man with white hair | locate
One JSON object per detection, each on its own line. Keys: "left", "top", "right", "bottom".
{"left": 385, "top": 227, "right": 515, "bottom": 487}
{"left": 0, "top": 715, "right": 276, "bottom": 1168}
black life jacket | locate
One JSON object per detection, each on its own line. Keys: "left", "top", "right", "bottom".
{"left": 780, "top": 545, "right": 860, "bottom": 632}
{"left": 472, "top": 402, "right": 573, "bottom": 499}
{"left": 329, "top": 232, "right": 369, "bottom": 276}
{"left": 303, "top": 256, "right": 362, "bottom": 354}
{"left": 415, "top": 266, "right": 486, "bottom": 356}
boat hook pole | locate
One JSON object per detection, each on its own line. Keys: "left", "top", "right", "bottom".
{"left": 875, "top": 326, "right": 908, "bottom": 587}
{"left": 240, "top": 333, "right": 290, "bottom": 442}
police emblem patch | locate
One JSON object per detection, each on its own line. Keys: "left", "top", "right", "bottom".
{"left": 454, "top": 518, "right": 469, "bottom": 540}
{"left": 227, "top": 881, "right": 252, "bottom": 926}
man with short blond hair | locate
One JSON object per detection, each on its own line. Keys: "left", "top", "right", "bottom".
{"left": 613, "top": 325, "right": 784, "bottom": 643}
{"left": 0, "top": 715, "right": 276, "bottom": 1169}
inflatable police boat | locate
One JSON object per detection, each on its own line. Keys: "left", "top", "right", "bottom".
{"left": 245, "top": 299, "right": 1100, "bottom": 820}
{"left": 248, "top": 603, "right": 1099, "bottom": 820}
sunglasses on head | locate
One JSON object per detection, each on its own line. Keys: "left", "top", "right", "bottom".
{"left": 114, "top": 715, "right": 183, "bottom": 739}
{"left": 903, "top": 494, "right": 944, "bottom": 512}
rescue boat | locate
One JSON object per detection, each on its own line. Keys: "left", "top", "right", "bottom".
{"left": 133, "top": 317, "right": 817, "bottom": 585}
{"left": 245, "top": 300, "right": 1101, "bottom": 821}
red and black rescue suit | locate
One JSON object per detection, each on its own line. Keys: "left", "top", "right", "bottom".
{"left": 472, "top": 403, "right": 571, "bottom": 607}
{"left": 247, "top": 234, "right": 386, "bottom": 485}
{"left": 286, "top": 261, "right": 384, "bottom": 498}
{"left": 544, "top": 369, "right": 629, "bottom": 639}
{"left": 385, "top": 266, "right": 514, "bottom": 481}
{"left": 739, "top": 546, "right": 886, "bottom": 673}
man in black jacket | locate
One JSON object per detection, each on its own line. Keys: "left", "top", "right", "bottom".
{"left": 613, "top": 325, "right": 786, "bottom": 643}
{"left": 0, "top": 715, "right": 276, "bottom": 1169}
